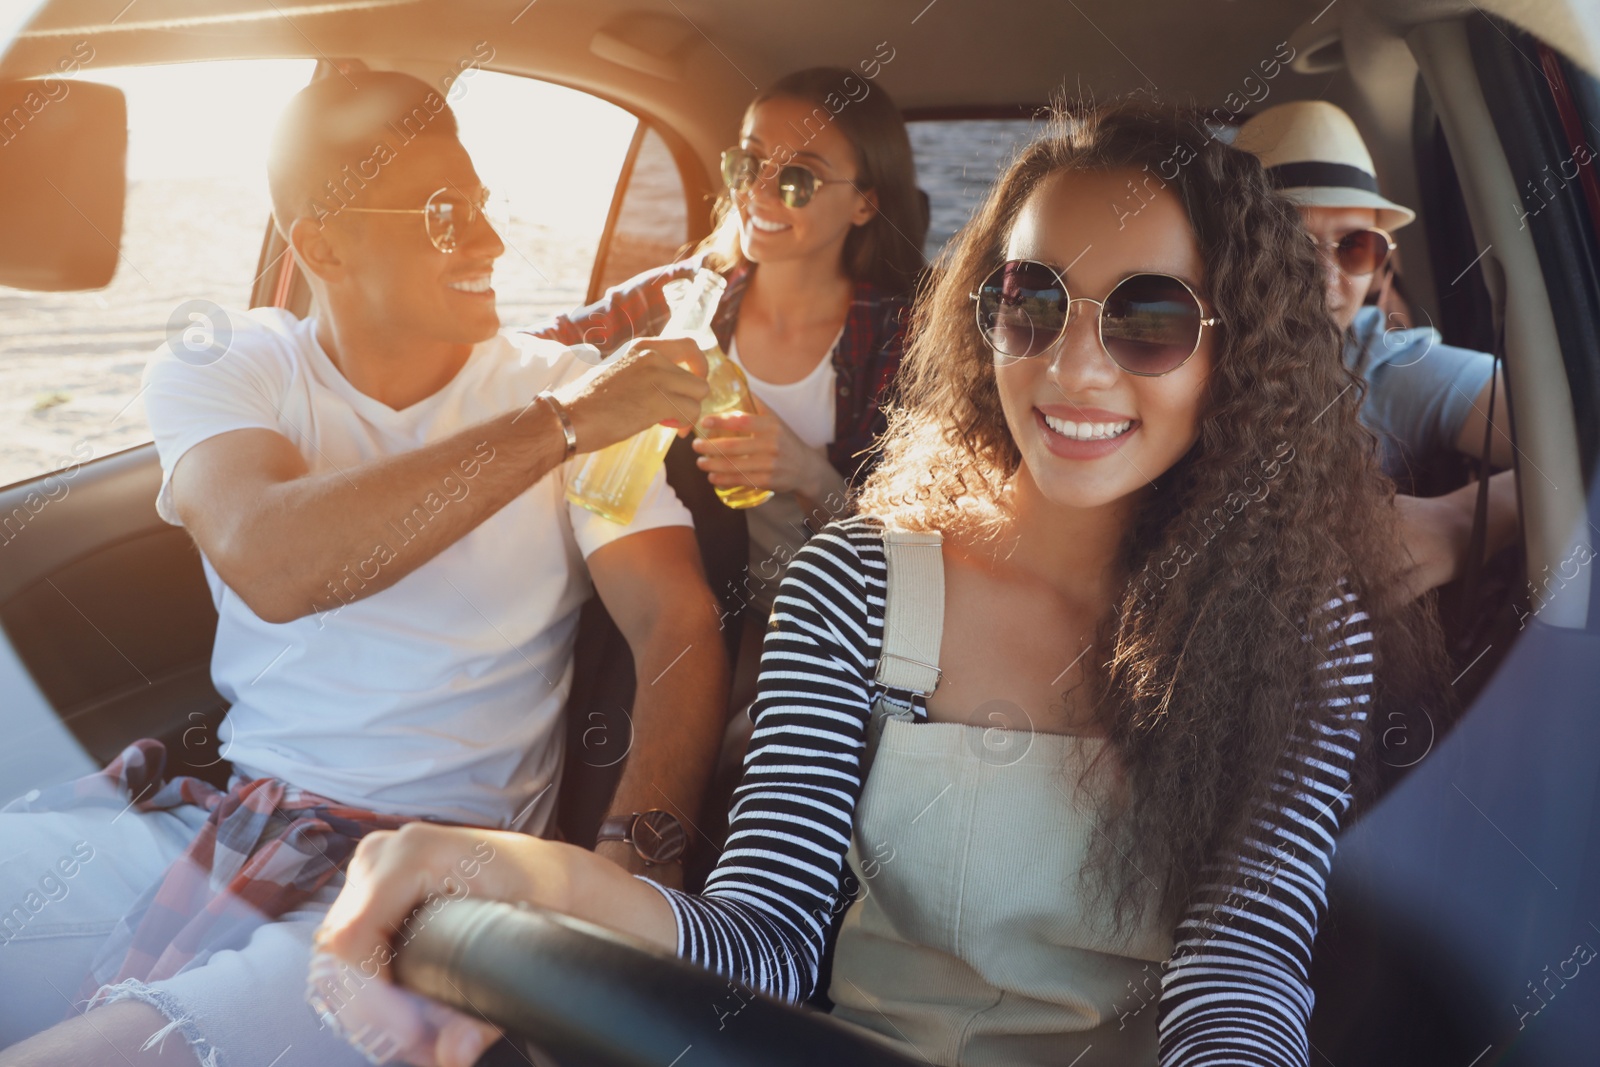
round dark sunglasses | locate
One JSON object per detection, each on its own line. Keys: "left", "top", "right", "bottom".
{"left": 971, "top": 260, "right": 1221, "bottom": 376}
{"left": 720, "top": 146, "right": 853, "bottom": 209}
{"left": 1308, "top": 226, "right": 1396, "bottom": 277}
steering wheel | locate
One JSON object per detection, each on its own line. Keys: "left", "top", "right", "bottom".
{"left": 394, "top": 897, "right": 924, "bottom": 1067}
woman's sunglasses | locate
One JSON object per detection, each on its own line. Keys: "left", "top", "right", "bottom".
{"left": 338, "top": 186, "right": 507, "bottom": 253}
{"left": 1309, "top": 227, "right": 1396, "bottom": 277}
{"left": 720, "top": 146, "right": 853, "bottom": 209}
{"left": 971, "top": 260, "right": 1221, "bottom": 376}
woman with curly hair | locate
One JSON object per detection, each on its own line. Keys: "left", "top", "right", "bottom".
{"left": 307, "top": 100, "right": 1448, "bottom": 1067}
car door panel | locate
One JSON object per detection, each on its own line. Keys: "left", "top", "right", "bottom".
{"left": 0, "top": 444, "right": 228, "bottom": 790}
{"left": 1310, "top": 606, "right": 1600, "bottom": 1063}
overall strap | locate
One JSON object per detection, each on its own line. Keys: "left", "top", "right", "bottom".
{"left": 874, "top": 529, "right": 946, "bottom": 693}
{"left": 863, "top": 529, "right": 945, "bottom": 776}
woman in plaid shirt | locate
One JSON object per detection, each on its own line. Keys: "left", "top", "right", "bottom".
{"left": 530, "top": 65, "right": 927, "bottom": 721}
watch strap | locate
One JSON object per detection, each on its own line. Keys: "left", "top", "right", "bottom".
{"left": 596, "top": 813, "right": 634, "bottom": 843}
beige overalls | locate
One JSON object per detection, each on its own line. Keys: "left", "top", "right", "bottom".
{"left": 825, "top": 530, "right": 1173, "bottom": 1066}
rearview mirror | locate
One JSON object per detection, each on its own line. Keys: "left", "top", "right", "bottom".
{"left": 0, "top": 77, "right": 126, "bottom": 290}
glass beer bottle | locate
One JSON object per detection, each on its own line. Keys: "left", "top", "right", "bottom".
{"left": 566, "top": 268, "right": 739, "bottom": 523}
{"left": 696, "top": 345, "right": 773, "bottom": 510}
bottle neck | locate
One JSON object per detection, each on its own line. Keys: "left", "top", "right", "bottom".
{"left": 664, "top": 271, "right": 728, "bottom": 335}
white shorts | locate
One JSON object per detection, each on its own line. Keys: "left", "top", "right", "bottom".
{"left": 0, "top": 787, "right": 375, "bottom": 1067}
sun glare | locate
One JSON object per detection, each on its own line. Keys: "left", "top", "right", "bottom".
{"left": 82, "top": 59, "right": 316, "bottom": 181}
{"left": 77, "top": 59, "right": 636, "bottom": 228}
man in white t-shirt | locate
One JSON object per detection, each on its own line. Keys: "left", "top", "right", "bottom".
{"left": 0, "top": 71, "right": 728, "bottom": 1066}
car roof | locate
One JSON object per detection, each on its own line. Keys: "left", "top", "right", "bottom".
{"left": 5, "top": 0, "right": 1596, "bottom": 128}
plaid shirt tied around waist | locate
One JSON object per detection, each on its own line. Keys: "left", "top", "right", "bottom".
{"left": 6, "top": 737, "right": 427, "bottom": 1012}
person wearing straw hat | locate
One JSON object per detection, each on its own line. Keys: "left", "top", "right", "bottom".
{"left": 1238, "top": 100, "right": 1518, "bottom": 599}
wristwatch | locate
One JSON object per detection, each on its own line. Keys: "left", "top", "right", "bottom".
{"left": 596, "top": 809, "right": 688, "bottom": 866}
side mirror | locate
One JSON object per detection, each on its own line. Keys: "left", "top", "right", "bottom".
{"left": 0, "top": 77, "right": 126, "bottom": 290}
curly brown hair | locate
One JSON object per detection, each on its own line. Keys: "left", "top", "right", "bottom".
{"left": 856, "top": 99, "right": 1450, "bottom": 932}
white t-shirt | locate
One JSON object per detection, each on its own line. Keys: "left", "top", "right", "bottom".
{"left": 140, "top": 307, "right": 691, "bottom": 834}
{"left": 727, "top": 334, "right": 838, "bottom": 449}
{"left": 728, "top": 333, "right": 838, "bottom": 616}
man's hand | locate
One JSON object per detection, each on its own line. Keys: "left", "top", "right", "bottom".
{"left": 1395, "top": 491, "right": 1472, "bottom": 602}
{"left": 1393, "top": 469, "right": 1519, "bottom": 603}
{"left": 554, "top": 336, "right": 710, "bottom": 455}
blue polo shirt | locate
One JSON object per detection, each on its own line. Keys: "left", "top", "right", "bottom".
{"left": 1344, "top": 305, "right": 1497, "bottom": 483}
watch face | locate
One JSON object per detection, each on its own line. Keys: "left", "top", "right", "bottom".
{"left": 633, "top": 810, "right": 688, "bottom": 864}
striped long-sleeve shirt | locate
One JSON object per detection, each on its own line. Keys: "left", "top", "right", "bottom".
{"left": 639, "top": 513, "right": 1373, "bottom": 1065}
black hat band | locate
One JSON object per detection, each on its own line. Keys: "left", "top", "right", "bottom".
{"left": 1266, "top": 160, "right": 1380, "bottom": 193}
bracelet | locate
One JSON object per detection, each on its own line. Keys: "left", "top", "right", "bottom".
{"left": 537, "top": 390, "right": 577, "bottom": 460}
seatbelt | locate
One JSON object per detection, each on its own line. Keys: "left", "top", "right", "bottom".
{"left": 1457, "top": 313, "right": 1505, "bottom": 614}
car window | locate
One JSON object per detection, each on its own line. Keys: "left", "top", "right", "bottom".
{"left": 0, "top": 59, "right": 315, "bottom": 489}
{"left": 444, "top": 70, "right": 637, "bottom": 325}
{"left": 908, "top": 118, "right": 1039, "bottom": 261}
{"left": 590, "top": 123, "right": 694, "bottom": 298}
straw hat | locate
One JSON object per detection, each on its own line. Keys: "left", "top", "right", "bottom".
{"left": 1235, "top": 100, "right": 1415, "bottom": 232}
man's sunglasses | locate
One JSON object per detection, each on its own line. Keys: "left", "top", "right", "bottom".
{"left": 971, "top": 260, "right": 1221, "bottom": 376}
{"left": 1309, "top": 227, "right": 1396, "bottom": 277}
{"left": 338, "top": 186, "right": 507, "bottom": 253}
{"left": 720, "top": 146, "right": 853, "bottom": 209}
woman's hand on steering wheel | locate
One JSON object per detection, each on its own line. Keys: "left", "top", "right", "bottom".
{"left": 308, "top": 823, "right": 566, "bottom": 1067}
